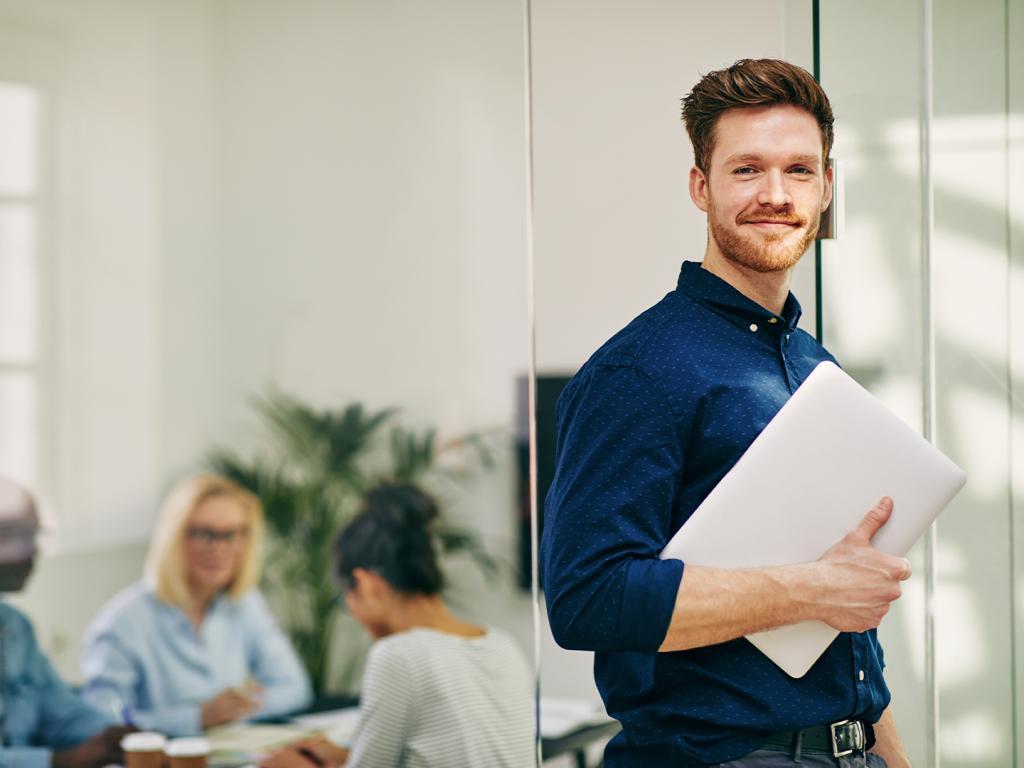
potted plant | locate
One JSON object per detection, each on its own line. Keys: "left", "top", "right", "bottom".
{"left": 207, "top": 390, "right": 498, "bottom": 696}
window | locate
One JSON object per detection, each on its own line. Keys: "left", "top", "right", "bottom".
{"left": 0, "top": 81, "right": 43, "bottom": 489}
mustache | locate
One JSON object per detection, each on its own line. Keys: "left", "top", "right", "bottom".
{"left": 738, "top": 211, "right": 807, "bottom": 226}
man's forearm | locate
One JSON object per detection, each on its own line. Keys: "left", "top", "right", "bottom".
{"left": 658, "top": 563, "right": 816, "bottom": 652}
{"left": 871, "top": 706, "right": 911, "bottom": 768}
{"left": 658, "top": 499, "right": 911, "bottom": 653}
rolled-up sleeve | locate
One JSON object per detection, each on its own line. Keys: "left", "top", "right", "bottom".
{"left": 541, "top": 364, "right": 686, "bottom": 653}
{"left": 29, "top": 615, "right": 113, "bottom": 758}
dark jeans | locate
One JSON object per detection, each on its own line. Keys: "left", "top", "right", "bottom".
{"left": 717, "top": 749, "right": 889, "bottom": 767}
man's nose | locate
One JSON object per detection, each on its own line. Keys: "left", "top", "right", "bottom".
{"left": 756, "top": 169, "right": 791, "bottom": 209}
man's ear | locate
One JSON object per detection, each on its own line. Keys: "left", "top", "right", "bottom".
{"left": 821, "top": 160, "right": 834, "bottom": 212}
{"left": 689, "top": 165, "right": 710, "bottom": 213}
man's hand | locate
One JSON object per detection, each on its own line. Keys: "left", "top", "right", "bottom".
{"left": 52, "top": 725, "right": 133, "bottom": 768}
{"left": 261, "top": 738, "right": 349, "bottom": 768}
{"left": 201, "top": 685, "right": 261, "bottom": 728}
{"left": 872, "top": 706, "right": 912, "bottom": 768}
{"left": 810, "top": 497, "right": 912, "bottom": 632}
{"left": 659, "top": 496, "right": 912, "bottom": 652}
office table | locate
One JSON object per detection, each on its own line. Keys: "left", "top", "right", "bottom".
{"left": 203, "top": 695, "right": 620, "bottom": 767}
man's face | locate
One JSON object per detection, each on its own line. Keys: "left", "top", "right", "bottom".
{"left": 689, "top": 104, "right": 833, "bottom": 274}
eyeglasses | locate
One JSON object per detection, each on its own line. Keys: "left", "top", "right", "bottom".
{"left": 185, "top": 526, "right": 248, "bottom": 546}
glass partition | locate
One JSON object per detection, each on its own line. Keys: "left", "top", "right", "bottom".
{"left": 816, "top": 2, "right": 931, "bottom": 762}
{"left": 819, "top": 0, "right": 1023, "bottom": 765}
{"left": 0, "top": 0, "right": 534, "bottom": 723}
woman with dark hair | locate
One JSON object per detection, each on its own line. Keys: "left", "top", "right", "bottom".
{"left": 263, "top": 482, "right": 534, "bottom": 768}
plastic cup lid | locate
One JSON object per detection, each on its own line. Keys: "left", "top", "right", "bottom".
{"left": 165, "top": 737, "right": 211, "bottom": 757}
{"left": 121, "top": 732, "right": 167, "bottom": 751}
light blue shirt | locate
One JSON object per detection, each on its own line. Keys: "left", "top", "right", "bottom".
{"left": 80, "top": 582, "right": 312, "bottom": 736}
{"left": 0, "top": 602, "right": 114, "bottom": 768}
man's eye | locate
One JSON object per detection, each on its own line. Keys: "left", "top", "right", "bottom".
{"left": 790, "top": 166, "right": 815, "bottom": 175}
{"left": 734, "top": 167, "right": 757, "bottom": 175}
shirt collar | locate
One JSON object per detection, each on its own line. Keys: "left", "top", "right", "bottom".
{"left": 675, "top": 259, "right": 803, "bottom": 331}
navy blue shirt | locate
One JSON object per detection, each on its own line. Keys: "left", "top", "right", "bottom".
{"left": 540, "top": 261, "right": 890, "bottom": 766}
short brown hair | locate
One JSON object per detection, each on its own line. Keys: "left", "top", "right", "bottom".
{"left": 682, "top": 58, "right": 833, "bottom": 173}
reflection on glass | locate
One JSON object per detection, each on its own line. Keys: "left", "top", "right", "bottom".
{"left": 821, "top": 1, "right": 1022, "bottom": 765}
{"left": 0, "top": 82, "right": 38, "bottom": 196}
{"left": 818, "top": 1, "right": 929, "bottom": 762}
{"left": 0, "top": 205, "right": 37, "bottom": 362}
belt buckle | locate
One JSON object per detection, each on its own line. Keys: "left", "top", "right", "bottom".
{"left": 830, "top": 719, "right": 865, "bottom": 758}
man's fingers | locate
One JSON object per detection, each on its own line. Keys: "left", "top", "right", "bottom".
{"left": 899, "top": 558, "right": 912, "bottom": 581}
{"left": 851, "top": 496, "right": 893, "bottom": 541}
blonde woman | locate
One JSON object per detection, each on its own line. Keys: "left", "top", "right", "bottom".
{"left": 81, "top": 474, "right": 311, "bottom": 736}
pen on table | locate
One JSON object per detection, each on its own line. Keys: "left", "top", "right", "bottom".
{"left": 108, "top": 700, "right": 135, "bottom": 727}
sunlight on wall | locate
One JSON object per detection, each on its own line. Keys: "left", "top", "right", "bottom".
{"left": 0, "top": 81, "right": 37, "bottom": 195}
{"left": 820, "top": 6, "right": 1020, "bottom": 761}
{"left": 885, "top": 115, "right": 1023, "bottom": 213}
{"left": 934, "top": 543, "right": 986, "bottom": 686}
{"left": 934, "top": 235, "right": 1018, "bottom": 381}
{"left": 940, "top": 711, "right": 1005, "bottom": 763}
{"left": 949, "top": 388, "right": 1015, "bottom": 499}
{"left": 822, "top": 217, "right": 909, "bottom": 368}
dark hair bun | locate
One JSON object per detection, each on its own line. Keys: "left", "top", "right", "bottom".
{"left": 334, "top": 481, "right": 444, "bottom": 595}
{"left": 362, "top": 482, "right": 439, "bottom": 530}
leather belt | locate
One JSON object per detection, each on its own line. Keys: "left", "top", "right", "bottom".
{"left": 762, "top": 719, "right": 874, "bottom": 758}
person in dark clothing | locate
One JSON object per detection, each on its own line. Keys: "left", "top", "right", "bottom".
{"left": 541, "top": 59, "right": 912, "bottom": 768}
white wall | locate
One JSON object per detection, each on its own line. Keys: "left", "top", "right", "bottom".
{"left": 217, "top": 0, "right": 527, "bottom": 442}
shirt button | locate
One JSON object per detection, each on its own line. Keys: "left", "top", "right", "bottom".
{"left": 749, "top": 323, "right": 758, "bottom": 332}
{"left": 768, "top": 317, "right": 778, "bottom": 324}
{"left": 859, "top": 669, "right": 865, "bottom": 681}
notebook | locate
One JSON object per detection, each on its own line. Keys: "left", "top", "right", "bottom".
{"left": 659, "top": 361, "right": 966, "bottom": 677}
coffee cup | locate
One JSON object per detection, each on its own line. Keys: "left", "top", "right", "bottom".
{"left": 165, "top": 737, "right": 211, "bottom": 768}
{"left": 121, "top": 732, "right": 167, "bottom": 768}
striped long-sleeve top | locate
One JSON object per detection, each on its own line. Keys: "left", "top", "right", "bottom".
{"left": 347, "top": 626, "right": 534, "bottom": 768}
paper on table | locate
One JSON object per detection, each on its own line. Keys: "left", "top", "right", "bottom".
{"left": 291, "top": 707, "right": 362, "bottom": 746}
{"left": 206, "top": 723, "right": 316, "bottom": 755}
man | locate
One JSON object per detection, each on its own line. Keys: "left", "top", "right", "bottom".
{"left": 0, "top": 476, "right": 131, "bottom": 768}
{"left": 540, "top": 59, "right": 913, "bottom": 767}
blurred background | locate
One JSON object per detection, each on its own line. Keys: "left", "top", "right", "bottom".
{"left": 0, "top": 1, "right": 1020, "bottom": 766}
{"left": 0, "top": 0, "right": 532, "bottom": 696}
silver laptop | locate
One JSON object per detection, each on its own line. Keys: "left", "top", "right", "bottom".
{"left": 660, "top": 361, "right": 966, "bottom": 677}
